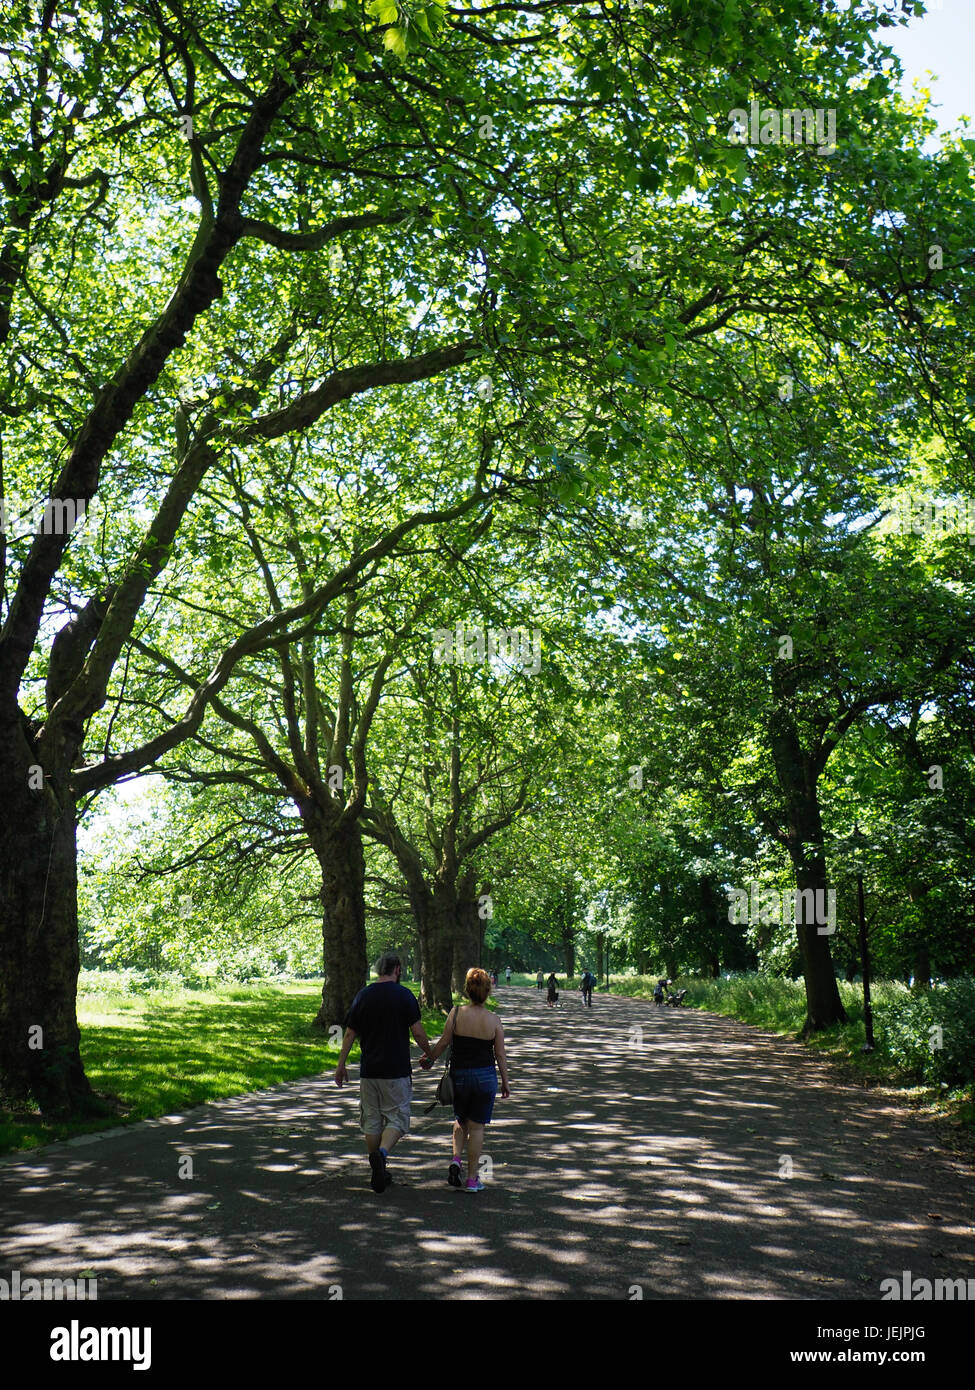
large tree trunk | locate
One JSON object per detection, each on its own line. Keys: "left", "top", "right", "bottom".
{"left": 407, "top": 879, "right": 454, "bottom": 1012}
{"left": 770, "top": 713, "right": 847, "bottom": 1033}
{"left": 561, "top": 925, "right": 575, "bottom": 978}
{"left": 791, "top": 860, "right": 846, "bottom": 1032}
{"left": 698, "top": 875, "right": 722, "bottom": 976}
{"left": 451, "top": 895, "right": 481, "bottom": 993}
{"left": 906, "top": 885, "right": 932, "bottom": 990}
{"left": 911, "top": 944, "right": 931, "bottom": 991}
{"left": 426, "top": 884, "right": 456, "bottom": 1009}
{"left": 0, "top": 706, "right": 97, "bottom": 1116}
{"left": 307, "top": 816, "right": 368, "bottom": 1030}
{"left": 784, "top": 786, "right": 846, "bottom": 1030}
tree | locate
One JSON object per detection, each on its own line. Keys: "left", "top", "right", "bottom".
{"left": 3, "top": 0, "right": 946, "bottom": 1111}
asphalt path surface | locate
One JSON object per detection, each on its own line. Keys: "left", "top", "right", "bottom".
{"left": 1, "top": 986, "right": 973, "bottom": 1300}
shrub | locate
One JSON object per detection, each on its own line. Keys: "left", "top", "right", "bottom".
{"left": 873, "top": 978, "right": 975, "bottom": 1090}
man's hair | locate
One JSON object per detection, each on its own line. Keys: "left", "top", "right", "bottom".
{"left": 465, "top": 967, "right": 491, "bottom": 1004}
{"left": 377, "top": 952, "right": 401, "bottom": 977}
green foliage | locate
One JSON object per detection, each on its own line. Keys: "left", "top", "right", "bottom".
{"left": 5, "top": 0, "right": 975, "bottom": 1108}
{"left": 873, "top": 980, "right": 975, "bottom": 1090}
{"left": 78, "top": 782, "right": 323, "bottom": 982}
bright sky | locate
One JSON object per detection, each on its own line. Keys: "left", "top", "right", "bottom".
{"left": 878, "top": 0, "right": 974, "bottom": 137}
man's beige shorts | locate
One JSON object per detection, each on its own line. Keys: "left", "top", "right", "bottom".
{"left": 359, "top": 1076, "right": 412, "bottom": 1136}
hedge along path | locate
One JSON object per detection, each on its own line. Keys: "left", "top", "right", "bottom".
{"left": 0, "top": 988, "right": 972, "bottom": 1299}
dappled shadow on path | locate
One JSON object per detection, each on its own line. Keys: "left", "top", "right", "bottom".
{"left": 1, "top": 989, "right": 973, "bottom": 1300}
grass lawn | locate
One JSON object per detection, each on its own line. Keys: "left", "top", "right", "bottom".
{"left": 0, "top": 976, "right": 459, "bottom": 1157}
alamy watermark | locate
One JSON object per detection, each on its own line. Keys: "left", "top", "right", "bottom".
{"left": 727, "top": 882, "right": 836, "bottom": 935}
{"left": 728, "top": 101, "right": 837, "bottom": 155}
{"left": 0, "top": 494, "right": 103, "bottom": 540}
{"left": 433, "top": 625, "right": 542, "bottom": 676}
{"left": 891, "top": 495, "right": 975, "bottom": 544}
{"left": 1, "top": 1268, "right": 97, "bottom": 1300}
{"left": 50, "top": 1320, "right": 150, "bottom": 1370}
{"left": 881, "top": 1271, "right": 974, "bottom": 1300}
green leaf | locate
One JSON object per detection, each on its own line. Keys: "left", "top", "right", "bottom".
{"left": 383, "top": 27, "right": 408, "bottom": 58}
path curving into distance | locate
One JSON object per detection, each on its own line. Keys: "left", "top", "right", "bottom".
{"left": 1, "top": 986, "right": 972, "bottom": 1300}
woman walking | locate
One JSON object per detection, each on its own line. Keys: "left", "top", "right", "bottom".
{"left": 422, "top": 968, "right": 509, "bottom": 1193}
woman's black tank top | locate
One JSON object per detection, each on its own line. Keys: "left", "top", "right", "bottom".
{"left": 451, "top": 1027, "right": 496, "bottom": 1069}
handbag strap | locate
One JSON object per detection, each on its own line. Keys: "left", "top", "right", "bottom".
{"left": 441, "top": 1006, "right": 458, "bottom": 1071}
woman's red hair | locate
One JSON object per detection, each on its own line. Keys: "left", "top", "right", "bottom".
{"left": 465, "top": 968, "right": 491, "bottom": 1004}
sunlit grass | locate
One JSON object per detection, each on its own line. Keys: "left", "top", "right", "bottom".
{"left": 0, "top": 978, "right": 450, "bottom": 1156}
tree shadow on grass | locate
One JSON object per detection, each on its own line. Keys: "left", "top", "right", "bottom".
{"left": 0, "top": 990, "right": 332, "bottom": 1154}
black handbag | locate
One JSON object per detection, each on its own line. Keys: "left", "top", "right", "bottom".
{"left": 435, "top": 1065, "right": 455, "bottom": 1107}
{"left": 427, "top": 1007, "right": 457, "bottom": 1112}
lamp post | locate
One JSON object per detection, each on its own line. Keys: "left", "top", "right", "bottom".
{"left": 854, "top": 823, "right": 874, "bottom": 1052}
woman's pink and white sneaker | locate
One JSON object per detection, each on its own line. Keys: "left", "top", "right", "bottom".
{"left": 465, "top": 1177, "right": 485, "bottom": 1193}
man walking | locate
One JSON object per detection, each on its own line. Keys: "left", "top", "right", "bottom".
{"left": 335, "top": 952, "right": 433, "bottom": 1193}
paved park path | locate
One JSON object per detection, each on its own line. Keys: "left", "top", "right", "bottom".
{"left": 1, "top": 987, "right": 973, "bottom": 1300}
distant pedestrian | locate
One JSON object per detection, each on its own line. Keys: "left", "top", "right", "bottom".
{"left": 505, "top": 967, "right": 512, "bottom": 985}
{"left": 335, "top": 952, "right": 433, "bottom": 1193}
{"left": 580, "top": 971, "right": 595, "bottom": 1007}
{"left": 546, "top": 973, "right": 559, "bottom": 1007}
{"left": 536, "top": 970, "right": 544, "bottom": 990}
{"left": 653, "top": 978, "right": 670, "bottom": 1007}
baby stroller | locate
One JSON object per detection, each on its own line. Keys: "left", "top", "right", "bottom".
{"left": 666, "top": 988, "right": 688, "bottom": 1007}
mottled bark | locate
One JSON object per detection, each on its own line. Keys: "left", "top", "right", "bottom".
{"left": 769, "top": 712, "right": 847, "bottom": 1032}
{"left": 451, "top": 895, "right": 481, "bottom": 993}
{"left": 307, "top": 816, "right": 367, "bottom": 1030}
{"left": 0, "top": 701, "right": 101, "bottom": 1115}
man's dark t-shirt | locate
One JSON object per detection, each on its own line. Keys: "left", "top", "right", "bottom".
{"left": 344, "top": 981, "right": 421, "bottom": 1078}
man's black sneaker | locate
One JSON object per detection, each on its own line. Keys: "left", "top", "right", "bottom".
{"left": 369, "top": 1151, "right": 387, "bottom": 1193}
